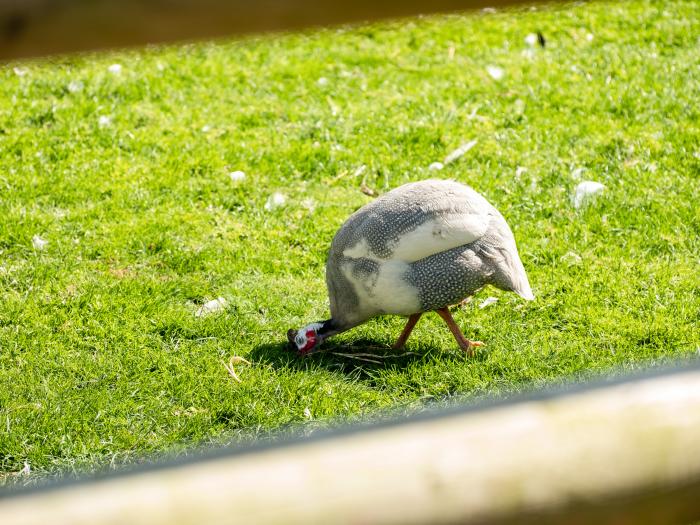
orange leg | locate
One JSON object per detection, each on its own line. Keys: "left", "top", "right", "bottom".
{"left": 392, "top": 313, "right": 422, "bottom": 350}
{"left": 435, "top": 307, "right": 484, "bottom": 356}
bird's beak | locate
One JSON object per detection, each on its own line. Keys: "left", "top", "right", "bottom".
{"left": 287, "top": 329, "right": 298, "bottom": 348}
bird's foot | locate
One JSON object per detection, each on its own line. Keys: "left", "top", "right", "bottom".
{"left": 458, "top": 339, "right": 485, "bottom": 356}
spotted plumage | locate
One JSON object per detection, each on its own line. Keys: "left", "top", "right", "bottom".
{"left": 287, "top": 179, "right": 533, "bottom": 355}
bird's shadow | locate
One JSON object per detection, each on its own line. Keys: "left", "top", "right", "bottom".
{"left": 248, "top": 336, "right": 490, "bottom": 380}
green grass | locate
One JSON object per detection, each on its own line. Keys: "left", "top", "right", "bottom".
{"left": 1, "top": 0, "right": 699, "bottom": 482}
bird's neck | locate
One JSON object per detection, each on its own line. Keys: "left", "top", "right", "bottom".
{"left": 318, "top": 318, "right": 340, "bottom": 338}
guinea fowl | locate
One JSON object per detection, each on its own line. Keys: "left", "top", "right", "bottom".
{"left": 287, "top": 179, "right": 533, "bottom": 356}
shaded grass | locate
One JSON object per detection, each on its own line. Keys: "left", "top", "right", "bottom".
{"left": 1, "top": 0, "right": 699, "bottom": 481}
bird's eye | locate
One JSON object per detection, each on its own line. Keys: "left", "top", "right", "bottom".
{"left": 296, "top": 330, "right": 317, "bottom": 353}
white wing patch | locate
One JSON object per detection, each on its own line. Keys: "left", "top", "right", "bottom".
{"left": 342, "top": 237, "right": 372, "bottom": 260}
{"left": 372, "top": 261, "right": 421, "bottom": 314}
{"left": 388, "top": 212, "right": 490, "bottom": 262}
{"left": 342, "top": 212, "right": 490, "bottom": 263}
{"left": 341, "top": 260, "right": 420, "bottom": 317}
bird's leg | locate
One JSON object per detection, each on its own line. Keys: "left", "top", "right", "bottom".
{"left": 435, "top": 307, "right": 484, "bottom": 356}
{"left": 392, "top": 313, "right": 422, "bottom": 350}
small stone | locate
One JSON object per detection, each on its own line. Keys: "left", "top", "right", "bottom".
{"left": 195, "top": 297, "right": 227, "bottom": 317}
{"left": 228, "top": 171, "right": 246, "bottom": 182}
{"left": 108, "top": 64, "right": 122, "bottom": 74}
{"left": 68, "top": 81, "right": 84, "bottom": 93}
{"left": 301, "top": 198, "right": 316, "bottom": 212}
{"left": 264, "top": 192, "right": 287, "bottom": 210}
{"left": 573, "top": 181, "right": 605, "bottom": 209}
{"left": 32, "top": 235, "right": 48, "bottom": 250}
{"left": 487, "top": 66, "right": 505, "bottom": 80}
{"left": 513, "top": 99, "right": 526, "bottom": 116}
{"left": 525, "top": 33, "right": 538, "bottom": 47}
{"left": 428, "top": 162, "right": 444, "bottom": 171}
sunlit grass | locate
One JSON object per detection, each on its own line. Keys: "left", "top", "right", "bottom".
{"left": 1, "top": 0, "right": 699, "bottom": 481}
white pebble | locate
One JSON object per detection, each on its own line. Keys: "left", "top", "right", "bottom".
{"left": 98, "top": 115, "right": 112, "bottom": 127}
{"left": 228, "top": 170, "right": 246, "bottom": 182}
{"left": 301, "top": 198, "right": 316, "bottom": 212}
{"left": 32, "top": 235, "right": 48, "bottom": 250}
{"left": 201, "top": 125, "right": 211, "bottom": 133}
{"left": 479, "top": 297, "right": 499, "bottom": 309}
{"left": 428, "top": 162, "right": 444, "bottom": 171}
{"left": 108, "top": 63, "right": 122, "bottom": 74}
{"left": 444, "top": 140, "right": 477, "bottom": 164}
{"left": 513, "top": 98, "right": 526, "bottom": 115}
{"left": 487, "top": 66, "right": 505, "bottom": 80}
{"left": 264, "top": 192, "right": 287, "bottom": 210}
{"left": 573, "top": 181, "right": 605, "bottom": 209}
{"left": 195, "top": 297, "right": 227, "bottom": 317}
{"left": 525, "top": 33, "right": 538, "bottom": 47}
{"left": 67, "top": 81, "right": 84, "bottom": 93}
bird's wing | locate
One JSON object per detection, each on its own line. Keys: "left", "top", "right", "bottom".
{"left": 341, "top": 181, "right": 494, "bottom": 263}
{"left": 387, "top": 209, "right": 491, "bottom": 262}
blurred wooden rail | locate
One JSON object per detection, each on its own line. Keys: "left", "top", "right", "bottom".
{"left": 2, "top": 366, "right": 700, "bottom": 525}
{"left": 0, "top": 0, "right": 548, "bottom": 60}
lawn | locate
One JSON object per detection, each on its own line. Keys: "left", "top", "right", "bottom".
{"left": 1, "top": 0, "right": 699, "bottom": 482}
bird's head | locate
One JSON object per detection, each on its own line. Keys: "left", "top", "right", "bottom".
{"left": 287, "top": 322, "right": 324, "bottom": 355}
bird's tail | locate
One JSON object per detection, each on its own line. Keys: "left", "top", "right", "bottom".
{"left": 486, "top": 218, "right": 534, "bottom": 301}
{"left": 508, "top": 252, "right": 534, "bottom": 301}
{"left": 505, "top": 237, "right": 535, "bottom": 301}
